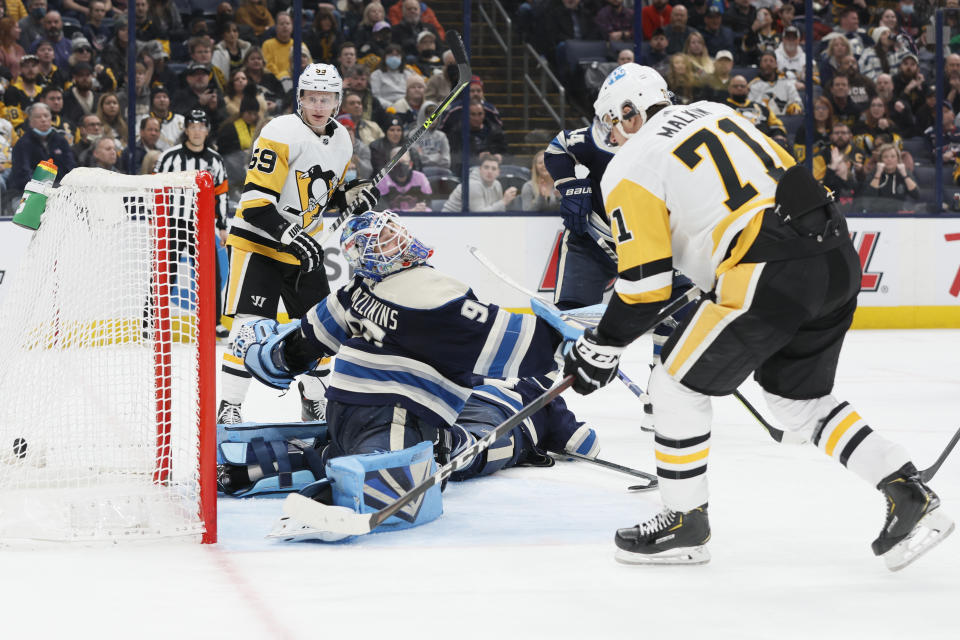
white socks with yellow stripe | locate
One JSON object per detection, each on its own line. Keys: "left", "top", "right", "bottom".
{"left": 220, "top": 313, "right": 262, "bottom": 405}
{"left": 764, "top": 393, "right": 910, "bottom": 486}
{"left": 648, "top": 365, "right": 713, "bottom": 511}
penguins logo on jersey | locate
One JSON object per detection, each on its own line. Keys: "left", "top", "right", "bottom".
{"left": 294, "top": 165, "right": 338, "bottom": 223}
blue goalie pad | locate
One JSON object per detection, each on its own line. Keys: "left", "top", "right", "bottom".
{"left": 325, "top": 441, "right": 442, "bottom": 531}
{"left": 234, "top": 319, "right": 303, "bottom": 390}
{"left": 217, "top": 421, "right": 329, "bottom": 497}
{"left": 530, "top": 298, "right": 606, "bottom": 341}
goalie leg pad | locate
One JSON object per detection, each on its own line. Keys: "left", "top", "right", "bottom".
{"left": 217, "top": 421, "right": 329, "bottom": 496}
{"left": 325, "top": 441, "right": 442, "bottom": 531}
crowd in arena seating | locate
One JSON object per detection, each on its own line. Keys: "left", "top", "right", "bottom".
{"left": 2, "top": 0, "right": 960, "bottom": 214}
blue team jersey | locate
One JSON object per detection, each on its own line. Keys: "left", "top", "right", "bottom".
{"left": 544, "top": 126, "right": 615, "bottom": 223}
{"left": 301, "top": 266, "right": 561, "bottom": 427}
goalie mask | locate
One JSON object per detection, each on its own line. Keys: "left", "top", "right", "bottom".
{"left": 340, "top": 210, "right": 433, "bottom": 281}
{"left": 593, "top": 63, "right": 671, "bottom": 150}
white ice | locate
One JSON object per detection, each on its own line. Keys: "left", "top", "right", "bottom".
{"left": 2, "top": 330, "right": 958, "bottom": 640}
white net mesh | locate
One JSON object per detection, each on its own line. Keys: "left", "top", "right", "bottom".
{"left": 0, "top": 169, "right": 213, "bottom": 543}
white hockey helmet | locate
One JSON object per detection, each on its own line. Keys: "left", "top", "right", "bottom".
{"left": 593, "top": 63, "right": 671, "bottom": 149}
{"left": 297, "top": 63, "right": 343, "bottom": 121}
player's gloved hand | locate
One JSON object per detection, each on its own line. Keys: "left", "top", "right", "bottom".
{"left": 344, "top": 179, "right": 380, "bottom": 215}
{"left": 233, "top": 319, "right": 301, "bottom": 390}
{"left": 563, "top": 328, "right": 624, "bottom": 395}
{"left": 557, "top": 178, "right": 592, "bottom": 235}
{"left": 280, "top": 222, "right": 324, "bottom": 273}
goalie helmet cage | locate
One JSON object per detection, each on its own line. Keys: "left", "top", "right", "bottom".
{"left": 0, "top": 169, "right": 217, "bottom": 544}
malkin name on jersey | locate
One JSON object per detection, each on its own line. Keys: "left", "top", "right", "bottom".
{"left": 655, "top": 106, "right": 711, "bottom": 139}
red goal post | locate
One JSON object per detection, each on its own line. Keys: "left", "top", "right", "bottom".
{"left": 0, "top": 168, "right": 217, "bottom": 544}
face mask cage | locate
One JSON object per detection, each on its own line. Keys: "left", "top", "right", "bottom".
{"left": 341, "top": 211, "right": 433, "bottom": 280}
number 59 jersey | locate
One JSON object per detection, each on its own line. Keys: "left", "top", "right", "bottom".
{"left": 600, "top": 101, "right": 796, "bottom": 297}
{"left": 228, "top": 114, "right": 352, "bottom": 263}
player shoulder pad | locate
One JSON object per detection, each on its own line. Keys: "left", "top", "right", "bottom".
{"left": 371, "top": 265, "right": 471, "bottom": 309}
{"left": 258, "top": 113, "right": 307, "bottom": 146}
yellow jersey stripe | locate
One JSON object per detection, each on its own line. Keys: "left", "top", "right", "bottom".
{"left": 246, "top": 137, "right": 290, "bottom": 196}
{"left": 226, "top": 236, "right": 299, "bottom": 264}
{"left": 825, "top": 411, "right": 862, "bottom": 457}
{"left": 711, "top": 197, "right": 774, "bottom": 254}
{"left": 617, "top": 283, "right": 673, "bottom": 305}
{"left": 717, "top": 209, "right": 765, "bottom": 276}
{"left": 605, "top": 179, "right": 671, "bottom": 273}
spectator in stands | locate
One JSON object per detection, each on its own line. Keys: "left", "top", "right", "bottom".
{"left": 875, "top": 72, "right": 914, "bottom": 133}
{"left": 18, "top": 0, "right": 44, "bottom": 49}
{"left": 865, "top": 143, "right": 919, "bottom": 202}
{"left": 224, "top": 68, "right": 260, "bottom": 119}
{"left": 9, "top": 102, "right": 75, "bottom": 197}
{"left": 947, "top": 69, "right": 960, "bottom": 115}
{"left": 641, "top": 0, "right": 671, "bottom": 40}
{"left": 133, "top": 0, "right": 162, "bottom": 42}
{"left": 895, "top": 0, "right": 921, "bottom": 40}
{"left": 725, "top": 74, "right": 788, "bottom": 147}
{"left": 775, "top": 2, "right": 796, "bottom": 32}
{"left": 96, "top": 91, "right": 126, "bottom": 144}
{"left": 412, "top": 30, "right": 442, "bottom": 77}
{"left": 827, "top": 74, "right": 862, "bottom": 129}
{"left": 235, "top": 0, "right": 273, "bottom": 38}
{"left": 341, "top": 89, "right": 384, "bottom": 145}
{"left": 595, "top": 0, "right": 633, "bottom": 43}
{"left": 175, "top": 61, "right": 226, "bottom": 131}
{"left": 81, "top": 1, "right": 111, "bottom": 54}
{"left": 392, "top": 0, "right": 439, "bottom": 59}
{"left": 665, "top": 5, "right": 694, "bottom": 55}
{"left": 664, "top": 53, "right": 700, "bottom": 104}
{"left": 213, "top": 22, "right": 252, "bottom": 84}
{"left": 126, "top": 115, "right": 161, "bottom": 173}
{"left": 775, "top": 25, "right": 807, "bottom": 92}
{"left": 89, "top": 135, "right": 119, "bottom": 172}
{"left": 748, "top": 50, "right": 802, "bottom": 116}
{"left": 521, "top": 150, "right": 559, "bottom": 212}
{"left": 3, "top": 52, "right": 39, "bottom": 128}
{"left": 701, "top": 49, "right": 733, "bottom": 99}
{"left": 446, "top": 98, "right": 508, "bottom": 171}
{"left": 343, "top": 64, "right": 387, "bottom": 129}
{"left": 819, "top": 34, "right": 852, "bottom": 89}
{"left": 389, "top": 0, "right": 445, "bottom": 39}
{"left": 354, "top": 2, "right": 385, "bottom": 56}
{"left": 118, "top": 61, "right": 150, "bottom": 119}
{"left": 854, "top": 96, "right": 903, "bottom": 156}
{"left": 262, "top": 11, "right": 293, "bottom": 80}
{"left": 820, "top": 146, "right": 859, "bottom": 202}
{"left": 335, "top": 114, "right": 373, "bottom": 178}
{"left": 813, "top": 122, "right": 866, "bottom": 182}
{"left": 466, "top": 76, "right": 501, "bottom": 128}
{"left": 413, "top": 99, "right": 449, "bottom": 169}
{"left": 62, "top": 62, "right": 98, "bottom": 128}
{"left": 859, "top": 26, "right": 907, "bottom": 82}
{"left": 305, "top": 7, "right": 341, "bottom": 65}
{"left": 71, "top": 112, "right": 101, "bottom": 166}
{"left": 442, "top": 152, "right": 518, "bottom": 212}
{"left": 370, "top": 42, "right": 418, "bottom": 108}
{"left": 641, "top": 26, "right": 669, "bottom": 73}
{"left": 369, "top": 115, "right": 404, "bottom": 171}
{"left": 38, "top": 85, "right": 72, "bottom": 140}
{"left": 0, "top": 16, "right": 24, "bottom": 78}
{"left": 138, "top": 85, "right": 184, "bottom": 151}
{"left": 359, "top": 20, "right": 393, "bottom": 69}
{"left": 831, "top": 7, "right": 873, "bottom": 60}
{"left": 925, "top": 101, "right": 960, "bottom": 164}
{"left": 724, "top": 0, "right": 756, "bottom": 44}
{"left": 69, "top": 35, "right": 116, "bottom": 93}
{"left": 242, "top": 47, "right": 284, "bottom": 115}
{"left": 34, "top": 39, "right": 65, "bottom": 87}
{"left": 388, "top": 73, "right": 425, "bottom": 127}
{"left": 701, "top": 7, "right": 735, "bottom": 57}
{"left": 837, "top": 55, "right": 876, "bottom": 112}
{"left": 216, "top": 91, "right": 261, "bottom": 155}
{"left": 100, "top": 14, "right": 129, "bottom": 83}
{"left": 337, "top": 42, "right": 358, "bottom": 78}
{"left": 683, "top": 31, "right": 713, "bottom": 80}
{"left": 147, "top": 0, "right": 184, "bottom": 44}
{"left": 794, "top": 96, "right": 834, "bottom": 164}
{"left": 741, "top": 8, "right": 780, "bottom": 66}
{"left": 892, "top": 52, "right": 927, "bottom": 117}
{"left": 617, "top": 48, "right": 634, "bottom": 64}
{"left": 377, "top": 149, "right": 432, "bottom": 211}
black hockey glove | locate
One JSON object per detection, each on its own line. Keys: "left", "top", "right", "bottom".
{"left": 343, "top": 179, "right": 380, "bottom": 215}
{"left": 563, "top": 328, "right": 624, "bottom": 395}
{"left": 557, "top": 178, "right": 592, "bottom": 235}
{"left": 279, "top": 222, "right": 324, "bottom": 273}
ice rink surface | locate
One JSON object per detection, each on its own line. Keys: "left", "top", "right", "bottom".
{"left": 2, "top": 329, "right": 959, "bottom": 639}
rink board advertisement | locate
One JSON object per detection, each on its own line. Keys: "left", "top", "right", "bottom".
{"left": 2, "top": 215, "right": 960, "bottom": 328}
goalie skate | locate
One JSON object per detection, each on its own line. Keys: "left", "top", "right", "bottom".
{"left": 614, "top": 504, "right": 711, "bottom": 565}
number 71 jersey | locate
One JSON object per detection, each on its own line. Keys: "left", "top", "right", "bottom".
{"left": 601, "top": 100, "right": 796, "bottom": 295}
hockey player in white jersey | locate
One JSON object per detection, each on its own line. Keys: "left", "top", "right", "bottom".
{"left": 219, "top": 63, "right": 379, "bottom": 425}
{"left": 563, "top": 63, "right": 953, "bottom": 570}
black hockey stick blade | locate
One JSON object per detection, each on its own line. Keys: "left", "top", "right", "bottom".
{"left": 920, "top": 425, "right": 960, "bottom": 482}
{"left": 554, "top": 450, "right": 658, "bottom": 489}
{"left": 733, "top": 391, "right": 786, "bottom": 443}
{"left": 280, "top": 376, "right": 575, "bottom": 537}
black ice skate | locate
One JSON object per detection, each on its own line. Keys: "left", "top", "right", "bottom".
{"left": 299, "top": 381, "right": 327, "bottom": 422}
{"left": 872, "top": 463, "right": 954, "bottom": 571}
{"left": 217, "top": 400, "right": 243, "bottom": 425}
{"left": 615, "top": 504, "right": 711, "bottom": 565}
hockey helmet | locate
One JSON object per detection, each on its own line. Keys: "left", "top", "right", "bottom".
{"left": 297, "top": 63, "right": 343, "bottom": 122}
{"left": 340, "top": 210, "right": 433, "bottom": 281}
{"left": 185, "top": 109, "right": 209, "bottom": 127}
{"left": 593, "top": 63, "right": 671, "bottom": 149}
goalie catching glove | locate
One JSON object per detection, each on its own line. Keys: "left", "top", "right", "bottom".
{"left": 279, "top": 222, "right": 324, "bottom": 273}
{"left": 234, "top": 319, "right": 320, "bottom": 389}
{"left": 557, "top": 177, "right": 593, "bottom": 235}
{"left": 563, "top": 327, "right": 624, "bottom": 395}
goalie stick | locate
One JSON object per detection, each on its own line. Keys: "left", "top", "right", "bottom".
{"left": 275, "top": 289, "right": 697, "bottom": 536}
{"left": 301, "top": 29, "right": 471, "bottom": 241}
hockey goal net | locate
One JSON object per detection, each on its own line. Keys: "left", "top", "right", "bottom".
{"left": 0, "top": 168, "right": 217, "bottom": 544}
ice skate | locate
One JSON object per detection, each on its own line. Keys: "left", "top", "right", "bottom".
{"left": 299, "top": 381, "right": 327, "bottom": 422}
{"left": 615, "top": 504, "right": 711, "bottom": 565}
{"left": 872, "top": 463, "right": 954, "bottom": 571}
{"left": 217, "top": 400, "right": 243, "bottom": 425}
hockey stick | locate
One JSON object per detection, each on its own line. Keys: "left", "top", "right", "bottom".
{"left": 552, "top": 450, "right": 658, "bottom": 490}
{"left": 302, "top": 29, "right": 471, "bottom": 240}
{"left": 920, "top": 424, "right": 960, "bottom": 482}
